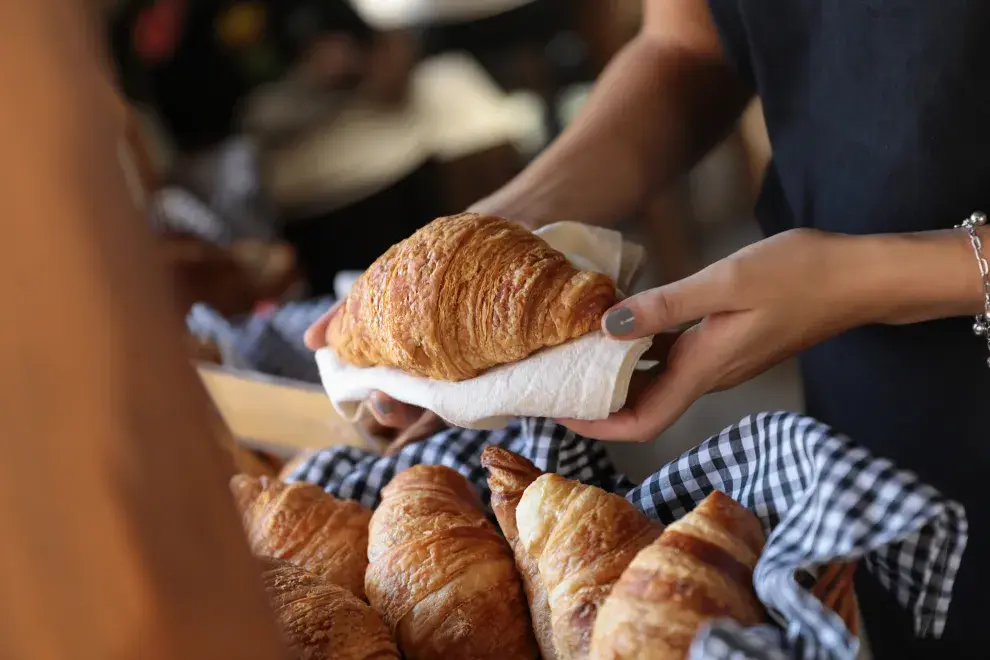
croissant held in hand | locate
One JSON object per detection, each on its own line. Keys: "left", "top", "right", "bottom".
{"left": 232, "top": 475, "right": 371, "bottom": 599}
{"left": 481, "top": 446, "right": 558, "bottom": 660}
{"left": 589, "top": 491, "right": 766, "bottom": 660}
{"left": 516, "top": 472, "right": 663, "bottom": 660}
{"left": 366, "top": 464, "right": 539, "bottom": 660}
{"left": 326, "top": 213, "right": 616, "bottom": 381}
{"left": 260, "top": 559, "right": 399, "bottom": 660}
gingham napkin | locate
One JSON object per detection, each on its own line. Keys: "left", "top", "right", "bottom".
{"left": 286, "top": 413, "right": 967, "bottom": 660}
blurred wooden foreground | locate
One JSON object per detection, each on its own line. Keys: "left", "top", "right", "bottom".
{"left": 0, "top": 2, "right": 290, "bottom": 658}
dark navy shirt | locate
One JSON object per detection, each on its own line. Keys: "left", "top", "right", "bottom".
{"left": 707, "top": 1, "right": 990, "bottom": 654}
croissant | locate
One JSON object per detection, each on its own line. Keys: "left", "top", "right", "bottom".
{"left": 231, "top": 475, "right": 371, "bottom": 599}
{"left": 481, "top": 446, "right": 558, "bottom": 660}
{"left": 516, "top": 472, "right": 663, "bottom": 659}
{"left": 589, "top": 491, "right": 767, "bottom": 660}
{"left": 365, "top": 465, "right": 539, "bottom": 659}
{"left": 326, "top": 213, "right": 616, "bottom": 381}
{"left": 259, "top": 559, "right": 399, "bottom": 660}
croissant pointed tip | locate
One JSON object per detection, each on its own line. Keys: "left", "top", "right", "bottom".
{"left": 480, "top": 445, "right": 510, "bottom": 468}
{"left": 482, "top": 447, "right": 543, "bottom": 498}
{"left": 230, "top": 473, "right": 263, "bottom": 503}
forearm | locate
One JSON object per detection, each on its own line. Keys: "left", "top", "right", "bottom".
{"left": 0, "top": 2, "right": 284, "bottom": 658}
{"left": 838, "top": 225, "right": 989, "bottom": 326}
{"left": 470, "top": 31, "right": 750, "bottom": 229}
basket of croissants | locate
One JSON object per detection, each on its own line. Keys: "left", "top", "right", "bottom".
{"left": 223, "top": 213, "right": 877, "bottom": 659}
{"left": 230, "top": 442, "right": 859, "bottom": 660}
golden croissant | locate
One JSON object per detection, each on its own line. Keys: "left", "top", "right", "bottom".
{"left": 481, "top": 446, "right": 558, "bottom": 660}
{"left": 259, "top": 559, "right": 399, "bottom": 660}
{"left": 231, "top": 475, "right": 372, "bottom": 599}
{"left": 326, "top": 213, "right": 616, "bottom": 380}
{"left": 366, "top": 465, "right": 539, "bottom": 659}
{"left": 589, "top": 491, "right": 767, "bottom": 660}
{"left": 516, "top": 472, "right": 663, "bottom": 659}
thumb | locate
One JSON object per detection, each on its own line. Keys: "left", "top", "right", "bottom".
{"left": 602, "top": 266, "right": 730, "bottom": 339}
{"left": 367, "top": 391, "right": 425, "bottom": 430}
{"left": 303, "top": 300, "right": 343, "bottom": 351}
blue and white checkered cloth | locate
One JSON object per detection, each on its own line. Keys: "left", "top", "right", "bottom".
{"left": 285, "top": 413, "right": 967, "bottom": 660}
{"left": 186, "top": 297, "right": 333, "bottom": 382}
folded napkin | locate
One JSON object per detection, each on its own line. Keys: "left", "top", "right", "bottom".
{"left": 315, "top": 222, "right": 653, "bottom": 429}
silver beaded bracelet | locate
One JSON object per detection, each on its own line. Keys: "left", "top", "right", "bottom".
{"left": 956, "top": 211, "right": 990, "bottom": 367}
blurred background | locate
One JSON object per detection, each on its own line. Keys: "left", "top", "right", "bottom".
{"left": 107, "top": 0, "right": 798, "bottom": 479}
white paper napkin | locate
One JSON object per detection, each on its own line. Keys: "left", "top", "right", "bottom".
{"left": 315, "top": 222, "right": 653, "bottom": 429}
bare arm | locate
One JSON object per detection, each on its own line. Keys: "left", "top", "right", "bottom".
{"left": 471, "top": 0, "right": 751, "bottom": 228}
{"left": 0, "top": 2, "right": 285, "bottom": 658}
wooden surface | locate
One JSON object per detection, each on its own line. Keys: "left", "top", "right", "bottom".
{"left": 0, "top": 2, "right": 288, "bottom": 658}
{"left": 198, "top": 364, "right": 371, "bottom": 459}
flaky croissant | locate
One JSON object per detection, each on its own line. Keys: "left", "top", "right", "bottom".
{"left": 516, "top": 472, "right": 663, "bottom": 659}
{"left": 589, "top": 491, "right": 766, "bottom": 660}
{"left": 260, "top": 559, "right": 399, "bottom": 660}
{"left": 482, "top": 446, "right": 558, "bottom": 660}
{"left": 326, "top": 213, "right": 616, "bottom": 381}
{"left": 366, "top": 465, "right": 539, "bottom": 660}
{"left": 231, "top": 475, "right": 371, "bottom": 599}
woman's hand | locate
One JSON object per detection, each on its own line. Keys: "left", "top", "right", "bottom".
{"left": 305, "top": 303, "right": 445, "bottom": 454}
{"left": 561, "top": 228, "right": 880, "bottom": 442}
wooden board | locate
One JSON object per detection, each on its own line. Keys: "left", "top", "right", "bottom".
{"left": 197, "top": 363, "right": 371, "bottom": 458}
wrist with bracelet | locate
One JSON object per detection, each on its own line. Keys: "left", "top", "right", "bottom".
{"left": 956, "top": 211, "right": 990, "bottom": 367}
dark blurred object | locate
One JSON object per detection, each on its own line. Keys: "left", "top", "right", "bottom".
{"left": 157, "top": 232, "right": 299, "bottom": 316}
{"left": 188, "top": 334, "right": 223, "bottom": 364}
{"left": 436, "top": 143, "right": 519, "bottom": 216}
{"left": 109, "top": 0, "right": 376, "bottom": 152}
{"left": 281, "top": 161, "right": 440, "bottom": 296}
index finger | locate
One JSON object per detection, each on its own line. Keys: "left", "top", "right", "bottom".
{"left": 303, "top": 300, "right": 343, "bottom": 351}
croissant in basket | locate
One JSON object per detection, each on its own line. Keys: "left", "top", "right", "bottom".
{"left": 325, "top": 213, "right": 616, "bottom": 381}
{"left": 482, "top": 446, "right": 558, "bottom": 660}
{"left": 260, "top": 559, "right": 399, "bottom": 660}
{"left": 589, "top": 491, "right": 767, "bottom": 660}
{"left": 513, "top": 466, "right": 663, "bottom": 659}
{"left": 365, "top": 464, "right": 539, "bottom": 659}
{"left": 231, "top": 475, "right": 372, "bottom": 599}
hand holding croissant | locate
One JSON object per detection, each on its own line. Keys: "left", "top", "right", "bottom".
{"left": 323, "top": 213, "right": 616, "bottom": 381}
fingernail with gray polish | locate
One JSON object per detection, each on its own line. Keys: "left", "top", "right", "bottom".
{"left": 373, "top": 400, "right": 392, "bottom": 416}
{"left": 604, "top": 307, "right": 636, "bottom": 336}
